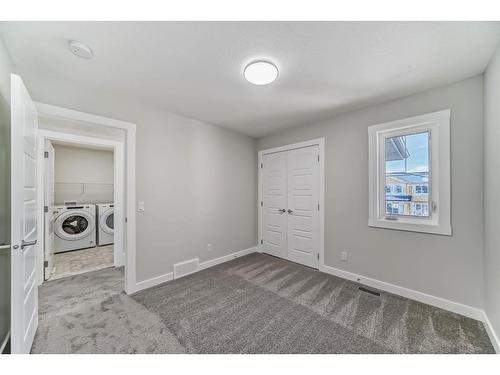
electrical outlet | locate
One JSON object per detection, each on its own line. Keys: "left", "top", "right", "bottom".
{"left": 206, "top": 244, "right": 213, "bottom": 252}
{"left": 341, "top": 251, "right": 348, "bottom": 262}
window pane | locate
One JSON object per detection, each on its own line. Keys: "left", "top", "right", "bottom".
{"left": 385, "top": 131, "right": 430, "bottom": 217}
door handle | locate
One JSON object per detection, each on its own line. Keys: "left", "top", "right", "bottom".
{"left": 287, "top": 209, "right": 293, "bottom": 214}
{"left": 21, "top": 239, "right": 37, "bottom": 250}
{"left": 278, "top": 209, "right": 286, "bottom": 213}
{"left": 0, "top": 244, "right": 10, "bottom": 252}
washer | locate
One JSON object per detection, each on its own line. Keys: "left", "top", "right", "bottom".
{"left": 54, "top": 204, "right": 96, "bottom": 253}
{"left": 97, "top": 203, "right": 114, "bottom": 246}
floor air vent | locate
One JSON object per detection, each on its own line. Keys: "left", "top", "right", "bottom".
{"left": 358, "top": 286, "right": 381, "bottom": 296}
{"left": 174, "top": 258, "right": 199, "bottom": 279}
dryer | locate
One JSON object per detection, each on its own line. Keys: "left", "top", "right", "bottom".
{"left": 97, "top": 203, "right": 114, "bottom": 246}
{"left": 54, "top": 204, "right": 96, "bottom": 253}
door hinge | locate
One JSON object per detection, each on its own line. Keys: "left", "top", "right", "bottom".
{"left": 317, "top": 155, "right": 320, "bottom": 162}
{"left": 44, "top": 260, "right": 48, "bottom": 267}
{"left": 260, "top": 201, "right": 263, "bottom": 207}
{"left": 260, "top": 239, "right": 263, "bottom": 245}
{"left": 317, "top": 253, "right": 319, "bottom": 260}
{"left": 125, "top": 217, "right": 128, "bottom": 223}
{"left": 44, "top": 151, "right": 49, "bottom": 158}
{"left": 260, "top": 163, "right": 263, "bottom": 169}
{"left": 317, "top": 203, "right": 320, "bottom": 211}
{"left": 44, "top": 205, "right": 48, "bottom": 213}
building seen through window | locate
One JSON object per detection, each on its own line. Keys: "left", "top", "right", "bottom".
{"left": 385, "top": 131, "right": 430, "bottom": 217}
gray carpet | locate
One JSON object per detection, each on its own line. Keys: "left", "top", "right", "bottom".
{"left": 32, "top": 253, "right": 494, "bottom": 353}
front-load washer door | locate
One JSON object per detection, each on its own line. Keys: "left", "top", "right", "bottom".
{"left": 55, "top": 210, "right": 96, "bottom": 241}
{"left": 100, "top": 208, "right": 114, "bottom": 235}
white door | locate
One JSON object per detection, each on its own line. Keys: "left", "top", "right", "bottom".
{"left": 261, "top": 152, "right": 288, "bottom": 259}
{"left": 11, "top": 74, "right": 39, "bottom": 354}
{"left": 260, "top": 145, "right": 320, "bottom": 268}
{"left": 286, "top": 146, "right": 320, "bottom": 268}
{"left": 44, "top": 140, "right": 55, "bottom": 280}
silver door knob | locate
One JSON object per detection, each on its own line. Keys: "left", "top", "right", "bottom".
{"left": 278, "top": 209, "right": 286, "bottom": 213}
{"left": 287, "top": 209, "right": 293, "bottom": 214}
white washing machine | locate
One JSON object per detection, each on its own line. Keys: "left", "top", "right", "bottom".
{"left": 97, "top": 203, "right": 114, "bottom": 246}
{"left": 54, "top": 204, "right": 96, "bottom": 253}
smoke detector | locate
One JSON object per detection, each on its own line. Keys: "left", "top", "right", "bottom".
{"left": 68, "top": 40, "right": 93, "bottom": 59}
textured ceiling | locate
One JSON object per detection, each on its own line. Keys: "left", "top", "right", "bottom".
{"left": 2, "top": 21, "right": 499, "bottom": 137}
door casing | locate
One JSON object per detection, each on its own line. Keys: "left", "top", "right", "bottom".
{"left": 258, "top": 138, "right": 325, "bottom": 268}
{"left": 34, "top": 103, "right": 138, "bottom": 294}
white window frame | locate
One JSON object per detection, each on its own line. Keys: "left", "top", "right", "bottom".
{"left": 368, "top": 109, "right": 451, "bottom": 235}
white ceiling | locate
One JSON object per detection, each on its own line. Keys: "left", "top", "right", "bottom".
{"left": 2, "top": 22, "right": 500, "bottom": 137}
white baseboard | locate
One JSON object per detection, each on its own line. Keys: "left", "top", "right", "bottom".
{"left": 319, "top": 264, "right": 484, "bottom": 321}
{"left": 199, "top": 247, "right": 258, "bottom": 270}
{"left": 133, "top": 246, "right": 257, "bottom": 293}
{"left": 134, "top": 271, "right": 173, "bottom": 292}
{"left": 482, "top": 312, "right": 500, "bottom": 353}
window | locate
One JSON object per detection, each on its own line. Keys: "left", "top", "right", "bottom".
{"left": 384, "top": 132, "right": 430, "bottom": 218}
{"left": 368, "top": 110, "right": 451, "bottom": 235}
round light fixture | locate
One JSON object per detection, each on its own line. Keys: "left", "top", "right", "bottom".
{"left": 68, "top": 40, "right": 93, "bottom": 59}
{"left": 244, "top": 60, "right": 278, "bottom": 85}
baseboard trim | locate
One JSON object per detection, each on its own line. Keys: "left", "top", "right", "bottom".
{"left": 319, "top": 264, "right": 483, "bottom": 321}
{"left": 133, "top": 246, "right": 257, "bottom": 293}
{"left": 199, "top": 247, "right": 258, "bottom": 271}
{"left": 134, "top": 271, "right": 174, "bottom": 292}
{"left": 482, "top": 312, "right": 500, "bottom": 353}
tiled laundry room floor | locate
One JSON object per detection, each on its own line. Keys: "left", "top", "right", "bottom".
{"left": 49, "top": 245, "right": 114, "bottom": 281}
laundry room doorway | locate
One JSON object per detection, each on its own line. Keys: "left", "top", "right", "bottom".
{"left": 34, "top": 103, "right": 137, "bottom": 295}
{"left": 41, "top": 138, "right": 119, "bottom": 281}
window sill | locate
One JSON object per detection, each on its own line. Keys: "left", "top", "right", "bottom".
{"left": 368, "top": 218, "right": 452, "bottom": 236}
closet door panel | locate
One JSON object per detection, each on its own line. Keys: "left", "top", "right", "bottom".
{"left": 261, "top": 152, "right": 288, "bottom": 259}
{"left": 286, "top": 146, "right": 319, "bottom": 268}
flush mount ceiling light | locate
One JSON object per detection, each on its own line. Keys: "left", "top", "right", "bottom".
{"left": 68, "top": 40, "right": 93, "bottom": 59}
{"left": 244, "top": 60, "right": 278, "bottom": 85}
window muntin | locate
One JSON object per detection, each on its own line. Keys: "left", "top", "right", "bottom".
{"left": 384, "top": 131, "right": 430, "bottom": 218}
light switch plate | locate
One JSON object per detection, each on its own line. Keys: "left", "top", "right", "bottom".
{"left": 137, "top": 201, "right": 145, "bottom": 212}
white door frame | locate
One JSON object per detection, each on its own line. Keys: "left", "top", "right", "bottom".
{"left": 258, "top": 138, "right": 325, "bottom": 268}
{"left": 37, "top": 131, "right": 124, "bottom": 275}
{"left": 34, "top": 103, "right": 138, "bottom": 294}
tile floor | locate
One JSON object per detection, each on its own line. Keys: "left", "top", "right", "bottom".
{"left": 49, "top": 245, "right": 114, "bottom": 281}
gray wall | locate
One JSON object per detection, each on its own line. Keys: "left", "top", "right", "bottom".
{"left": 0, "top": 38, "right": 11, "bottom": 351}
{"left": 484, "top": 44, "right": 500, "bottom": 340}
{"left": 0, "top": 38, "right": 11, "bottom": 245}
{"left": 258, "top": 76, "right": 484, "bottom": 309}
{"left": 53, "top": 144, "right": 114, "bottom": 204}
{"left": 18, "top": 72, "right": 257, "bottom": 282}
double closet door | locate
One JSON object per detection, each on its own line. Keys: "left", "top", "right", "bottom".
{"left": 261, "top": 145, "right": 320, "bottom": 268}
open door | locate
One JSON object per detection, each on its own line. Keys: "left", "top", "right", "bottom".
{"left": 43, "top": 140, "right": 55, "bottom": 280}
{"left": 10, "top": 74, "right": 38, "bottom": 354}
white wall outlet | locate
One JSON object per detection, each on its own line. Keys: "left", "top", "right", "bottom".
{"left": 341, "top": 251, "right": 348, "bottom": 262}
{"left": 137, "top": 201, "right": 145, "bottom": 212}
{"left": 206, "top": 244, "right": 213, "bottom": 252}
